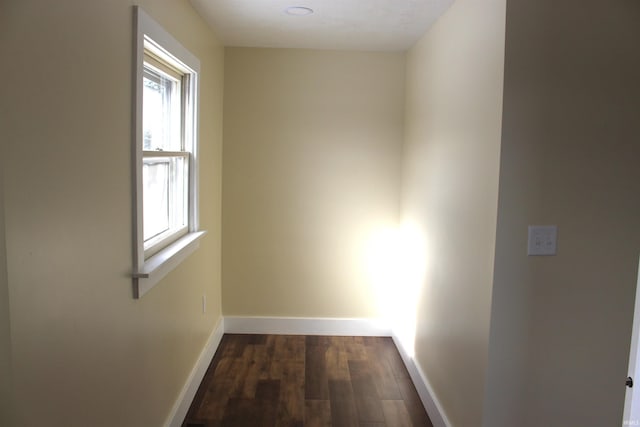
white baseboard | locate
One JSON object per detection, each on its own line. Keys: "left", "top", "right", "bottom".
{"left": 165, "top": 317, "right": 225, "bottom": 427}
{"left": 224, "top": 316, "right": 392, "bottom": 336}
{"left": 392, "top": 334, "right": 451, "bottom": 427}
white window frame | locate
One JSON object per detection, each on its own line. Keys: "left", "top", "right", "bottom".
{"left": 131, "top": 6, "right": 206, "bottom": 298}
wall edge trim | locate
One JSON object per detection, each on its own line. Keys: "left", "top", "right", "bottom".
{"left": 166, "top": 317, "right": 225, "bottom": 427}
{"left": 391, "top": 334, "right": 452, "bottom": 427}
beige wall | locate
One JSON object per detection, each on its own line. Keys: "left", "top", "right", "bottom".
{"left": 401, "top": 0, "right": 506, "bottom": 425}
{"left": 222, "top": 48, "right": 405, "bottom": 318}
{"left": 0, "top": 128, "right": 12, "bottom": 426}
{"left": 0, "top": 3, "right": 12, "bottom": 423}
{"left": 0, "top": 0, "right": 224, "bottom": 425}
{"left": 484, "top": 1, "right": 640, "bottom": 426}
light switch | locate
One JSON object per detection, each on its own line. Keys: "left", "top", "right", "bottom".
{"left": 528, "top": 225, "right": 557, "bottom": 256}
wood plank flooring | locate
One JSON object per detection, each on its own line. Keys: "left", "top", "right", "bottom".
{"left": 183, "top": 334, "right": 433, "bottom": 427}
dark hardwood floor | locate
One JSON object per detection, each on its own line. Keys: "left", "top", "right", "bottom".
{"left": 183, "top": 334, "right": 433, "bottom": 427}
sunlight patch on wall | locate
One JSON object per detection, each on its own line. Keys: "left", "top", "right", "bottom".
{"left": 364, "top": 221, "right": 428, "bottom": 357}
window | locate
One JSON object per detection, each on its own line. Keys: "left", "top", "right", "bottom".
{"left": 142, "top": 51, "right": 189, "bottom": 257}
{"left": 132, "top": 7, "right": 206, "bottom": 298}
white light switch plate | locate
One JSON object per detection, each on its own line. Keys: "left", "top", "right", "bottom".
{"left": 528, "top": 225, "right": 557, "bottom": 256}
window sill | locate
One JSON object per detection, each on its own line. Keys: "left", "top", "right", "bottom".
{"left": 132, "top": 230, "right": 206, "bottom": 298}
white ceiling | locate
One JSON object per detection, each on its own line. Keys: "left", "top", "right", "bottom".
{"left": 190, "top": 0, "right": 454, "bottom": 51}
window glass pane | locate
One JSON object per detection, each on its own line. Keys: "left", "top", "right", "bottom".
{"left": 143, "top": 159, "right": 170, "bottom": 241}
{"left": 142, "top": 65, "right": 182, "bottom": 151}
{"left": 169, "top": 156, "right": 188, "bottom": 229}
{"left": 142, "top": 155, "right": 189, "bottom": 252}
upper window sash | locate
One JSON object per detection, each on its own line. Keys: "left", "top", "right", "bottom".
{"left": 142, "top": 67, "right": 182, "bottom": 152}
